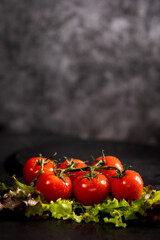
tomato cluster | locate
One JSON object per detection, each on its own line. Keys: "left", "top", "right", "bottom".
{"left": 23, "top": 153, "right": 144, "bottom": 206}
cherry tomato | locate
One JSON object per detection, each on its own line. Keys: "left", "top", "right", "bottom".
{"left": 91, "top": 156, "right": 123, "bottom": 180}
{"left": 73, "top": 171, "right": 110, "bottom": 206}
{"left": 59, "top": 159, "right": 87, "bottom": 182}
{"left": 36, "top": 173, "right": 72, "bottom": 202}
{"left": 110, "top": 170, "right": 144, "bottom": 201}
{"left": 23, "top": 157, "right": 57, "bottom": 185}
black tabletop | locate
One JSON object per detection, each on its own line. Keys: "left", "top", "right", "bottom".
{"left": 0, "top": 133, "right": 160, "bottom": 240}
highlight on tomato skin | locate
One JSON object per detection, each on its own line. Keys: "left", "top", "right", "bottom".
{"left": 73, "top": 171, "right": 110, "bottom": 206}
{"left": 110, "top": 170, "right": 144, "bottom": 201}
{"left": 91, "top": 156, "right": 124, "bottom": 180}
{"left": 59, "top": 159, "right": 87, "bottom": 182}
{"left": 36, "top": 173, "right": 72, "bottom": 202}
{"left": 23, "top": 157, "right": 57, "bottom": 185}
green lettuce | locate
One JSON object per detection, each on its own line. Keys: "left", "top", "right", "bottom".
{"left": 0, "top": 178, "right": 160, "bottom": 228}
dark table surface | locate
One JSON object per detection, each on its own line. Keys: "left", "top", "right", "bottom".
{"left": 0, "top": 133, "right": 160, "bottom": 240}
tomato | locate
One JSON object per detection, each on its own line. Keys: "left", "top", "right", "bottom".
{"left": 23, "top": 157, "right": 57, "bottom": 185}
{"left": 91, "top": 156, "right": 123, "bottom": 180}
{"left": 59, "top": 159, "right": 87, "bottom": 182}
{"left": 73, "top": 171, "right": 110, "bottom": 206}
{"left": 36, "top": 173, "right": 72, "bottom": 202}
{"left": 110, "top": 170, "right": 143, "bottom": 201}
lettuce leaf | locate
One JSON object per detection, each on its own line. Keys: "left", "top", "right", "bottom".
{"left": 104, "top": 209, "right": 127, "bottom": 228}
{"left": 0, "top": 182, "right": 12, "bottom": 193}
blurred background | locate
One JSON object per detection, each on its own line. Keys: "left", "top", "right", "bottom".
{"left": 0, "top": 0, "right": 160, "bottom": 146}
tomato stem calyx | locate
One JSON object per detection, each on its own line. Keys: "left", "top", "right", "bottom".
{"left": 93, "top": 150, "right": 106, "bottom": 167}
{"left": 31, "top": 154, "right": 46, "bottom": 185}
{"left": 63, "top": 157, "right": 80, "bottom": 169}
{"left": 78, "top": 167, "right": 101, "bottom": 183}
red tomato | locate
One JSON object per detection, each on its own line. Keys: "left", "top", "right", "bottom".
{"left": 59, "top": 159, "right": 87, "bottom": 182}
{"left": 110, "top": 170, "right": 144, "bottom": 201}
{"left": 36, "top": 173, "right": 72, "bottom": 202}
{"left": 23, "top": 157, "right": 57, "bottom": 185}
{"left": 91, "top": 156, "right": 123, "bottom": 180}
{"left": 73, "top": 171, "right": 110, "bottom": 206}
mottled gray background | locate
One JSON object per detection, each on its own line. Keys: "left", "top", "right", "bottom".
{"left": 0, "top": 0, "right": 160, "bottom": 145}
